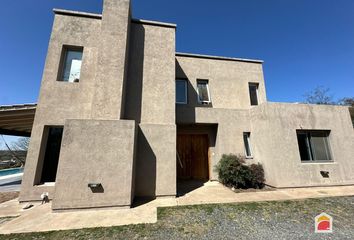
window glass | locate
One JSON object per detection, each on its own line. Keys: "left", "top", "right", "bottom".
{"left": 296, "top": 130, "right": 332, "bottom": 162}
{"left": 61, "top": 48, "right": 83, "bottom": 82}
{"left": 176, "top": 80, "right": 187, "bottom": 104}
{"left": 243, "top": 132, "right": 252, "bottom": 157}
{"left": 249, "top": 83, "right": 259, "bottom": 106}
{"left": 197, "top": 80, "right": 210, "bottom": 103}
{"left": 310, "top": 132, "right": 331, "bottom": 160}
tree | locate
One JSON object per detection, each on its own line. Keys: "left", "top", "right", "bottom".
{"left": 304, "top": 86, "right": 354, "bottom": 107}
{"left": 337, "top": 97, "right": 354, "bottom": 107}
{"left": 11, "top": 137, "right": 30, "bottom": 151}
{"left": 0, "top": 136, "right": 29, "bottom": 167}
{"left": 304, "top": 86, "right": 334, "bottom": 105}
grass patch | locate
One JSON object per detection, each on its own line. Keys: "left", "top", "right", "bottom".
{"left": 0, "top": 196, "right": 353, "bottom": 240}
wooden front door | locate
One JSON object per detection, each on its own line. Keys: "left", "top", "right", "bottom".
{"left": 177, "top": 134, "right": 209, "bottom": 180}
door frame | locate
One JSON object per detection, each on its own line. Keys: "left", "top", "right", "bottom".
{"left": 176, "top": 133, "right": 210, "bottom": 180}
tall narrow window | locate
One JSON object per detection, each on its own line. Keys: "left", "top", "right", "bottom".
{"left": 59, "top": 46, "right": 83, "bottom": 82}
{"left": 197, "top": 79, "right": 211, "bottom": 104}
{"left": 249, "top": 83, "right": 259, "bottom": 106}
{"left": 176, "top": 79, "right": 187, "bottom": 104}
{"left": 40, "top": 127, "right": 64, "bottom": 183}
{"left": 296, "top": 130, "right": 332, "bottom": 162}
{"left": 243, "top": 132, "right": 253, "bottom": 158}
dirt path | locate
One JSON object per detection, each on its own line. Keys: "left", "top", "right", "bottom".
{"left": 0, "top": 192, "right": 19, "bottom": 204}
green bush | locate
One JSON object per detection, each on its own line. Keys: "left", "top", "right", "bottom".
{"left": 215, "top": 154, "right": 265, "bottom": 189}
{"left": 249, "top": 163, "right": 265, "bottom": 189}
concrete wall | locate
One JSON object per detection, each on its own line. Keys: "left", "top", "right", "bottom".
{"left": 176, "top": 56, "right": 266, "bottom": 110}
{"left": 251, "top": 103, "right": 354, "bottom": 187}
{"left": 91, "top": 0, "right": 131, "bottom": 119}
{"left": 52, "top": 119, "right": 136, "bottom": 210}
{"left": 135, "top": 124, "right": 176, "bottom": 197}
{"left": 125, "top": 22, "right": 176, "bottom": 124}
{"left": 175, "top": 57, "right": 353, "bottom": 187}
{"left": 176, "top": 108, "right": 255, "bottom": 180}
{"left": 177, "top": 103, "right": 354, "bottom": 186}
{"left": 20, "top": 14, "right": 101, "bottom": 202}
{"left": 125, "top": 22, "right": 177, "bottom": 197}
{"left": 175, "top": 56, "right": 265, "bottom": 180}
{"left": 20, "top": 1, "right": 178, "bottom": 203}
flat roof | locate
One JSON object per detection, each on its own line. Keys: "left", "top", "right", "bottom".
{"left": 53, "top": 9, "right": 102, "bottom": 19}
{"left": 0, "top": 104, "right": 37, "bottom": 137}
{"left": 131, "top": 19, "right": 176, "bottom": 28}
{"left": 0, "top": 103, "right": 37, "bottom": 111}
{"left": 176, "top": 52, "right": 263, "bottom": 64}
{"left": 53, "top": 9, "right": 176, "bottom": 28}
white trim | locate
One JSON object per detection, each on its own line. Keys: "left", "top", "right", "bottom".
{"left": 197, "top": 80, "right": 211, "bottom": 104}
{"left": 36, "top": 182, "right": 55, "bottom": 187}
{"left": 176, "top": 79, "right": 188, "bottom": 104}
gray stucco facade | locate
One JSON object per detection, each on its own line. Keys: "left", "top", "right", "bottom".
{"left": 19, "top": 0, "right": 354, "bottom": 210}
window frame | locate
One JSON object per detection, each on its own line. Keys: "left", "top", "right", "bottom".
{"left": 196, "top": 79, "right": 211, "bottom": 104}
{"left": 175, "top": 79, "right": 188, "bottom": 104}
{"left": 243, "top": 132, "right": 253, "bottom": 158}
{"left": 248, "top": 82, "right": 259, "bottom": 106}
{"left": 57, "top": 45, "right": 84, "bottom": 83}
{"left": 296, "top": 130, "right": 333, "bottom": 163}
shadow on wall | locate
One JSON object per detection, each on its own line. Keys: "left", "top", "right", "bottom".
{"left": 124, "top": 23, "right": 145, "bottom": 123}
{"left": 349, "top": 107, "right": 354, "bottom": 127}
{"left": 175, "top": 59, "right": 213, "bottom": 124}
{"left": 134, "top": 127, "right": 156, "bottom": 197}
{"left": 177, "top": 124, "right": 218, "bottom": 148}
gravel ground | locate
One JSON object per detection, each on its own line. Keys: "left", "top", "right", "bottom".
{"left": 1, "top": 196, "right": 353, "bottom": 240}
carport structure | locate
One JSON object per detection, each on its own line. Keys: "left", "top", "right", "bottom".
{"left": 0, "top": 104, "right": 36, "bottom": 137}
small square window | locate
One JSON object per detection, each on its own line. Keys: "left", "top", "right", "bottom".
{"left": 197, "top": 79, "right": 211, "bottom": 104}
{"left": 58, "top": 46, "right": 83, "bottom": 82}
{"left": 249, "top": 83, "right": 259, "bottom": 106}
{"left": 296, "top": 130, "right": 332, "bottom": 162}
{"left": 243, "top": 132, "right": 253, "bottom": 158}
{"left": 176, "top": 79, "right": 187, "bottom": 104}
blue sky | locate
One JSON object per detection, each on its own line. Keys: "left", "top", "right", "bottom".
{"left": 0, "top": 0, "right": 354, "bottom": 147}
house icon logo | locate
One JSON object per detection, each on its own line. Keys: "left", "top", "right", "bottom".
{"left": 315, "top": 213, "right": 333, "bottom": 233}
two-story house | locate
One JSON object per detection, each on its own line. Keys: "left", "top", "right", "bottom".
{"left": 15, "top": 0, "right": 354, "bottom": 210}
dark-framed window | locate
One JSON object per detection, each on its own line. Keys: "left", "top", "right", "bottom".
{"left": 176, "top": 79, "right": 187, "bottom": 104}
{"left": 243, "top": 132, "right": 253, "bottom": 158}
{"left": 296, "top": 130, "right": 332, "bottom": 162}
{"left": 249, "top": 83, "right": 259, "bottom": 106}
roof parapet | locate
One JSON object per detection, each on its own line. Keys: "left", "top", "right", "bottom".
{"left": 176, "top": 52, "right": 263, "bottom": 64}
{"left": 53, "top": 8, "right": 177, "bottom": 28}
{"left": 53, "top": 9, "right": 102, "bottom": 19}
{"left": 131, "top": 18, "right": 176, "bottom": 28}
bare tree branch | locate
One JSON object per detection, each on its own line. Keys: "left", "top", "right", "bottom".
{"left": 304, "top": 86, "right": 334, "bottom": 105}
